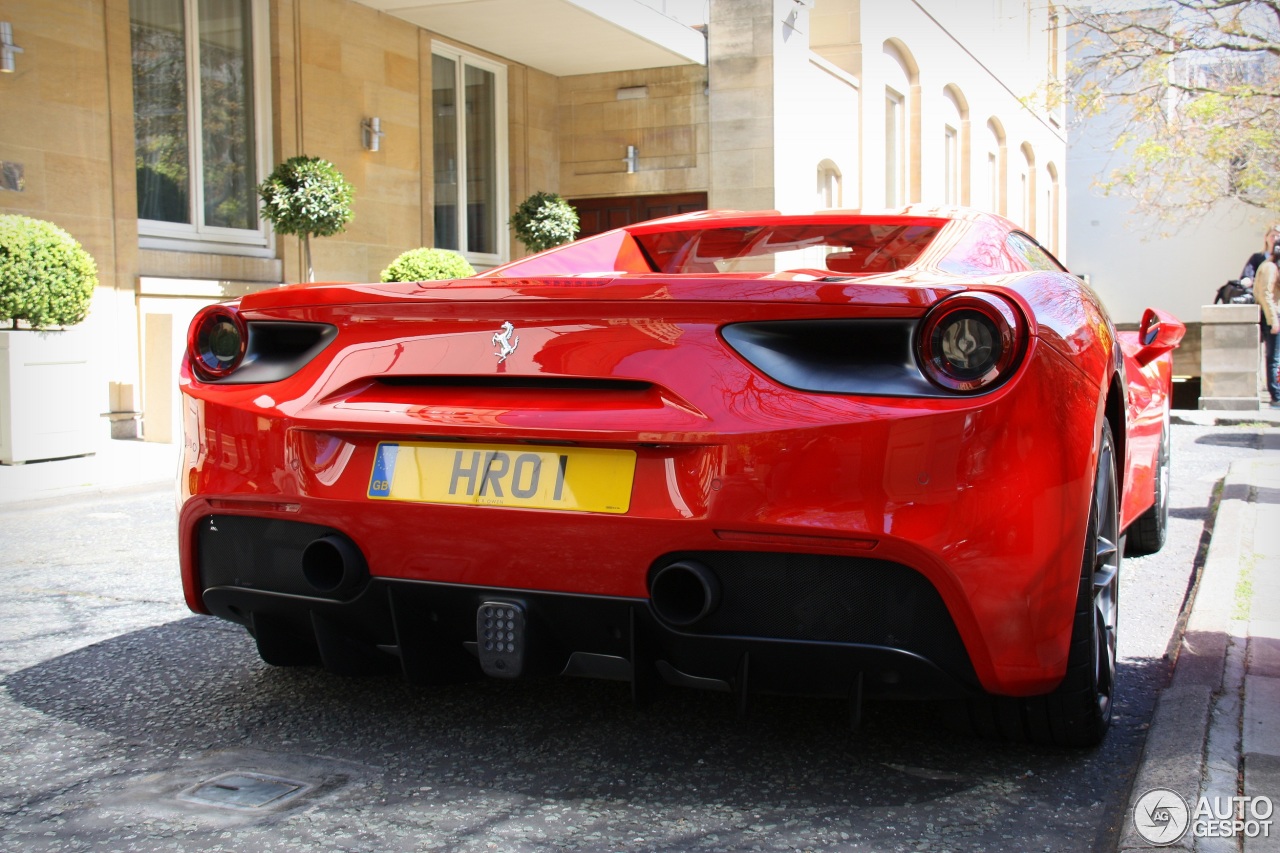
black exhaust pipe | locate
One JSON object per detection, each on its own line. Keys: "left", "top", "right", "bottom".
{"left": 301, "top": 534, "right": 368, "bottom": 598}
{"left": 650, "top": 561, "right": 721, "bottom": 627}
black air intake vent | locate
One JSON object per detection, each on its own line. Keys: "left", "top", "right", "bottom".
{"left": 722, "top": 319, "right": 944, "bottom": 397}
{"left": 209, "top": 321, "right": 336, "bottom": 384}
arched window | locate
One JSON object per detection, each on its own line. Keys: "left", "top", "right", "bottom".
{"left": 1045, "top": 161, "right": 1060, "bottom": 255}
{"left": 942, "top": 85, "right": 969, "bottom": 206}
{"left": 1019, "top": 143, "right": 1036, "bottom": 232}
{"left": 882, "top": 40, "right": 920, "bottom": 207}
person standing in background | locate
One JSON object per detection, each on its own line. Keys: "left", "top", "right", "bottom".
{"left": 1241, "top": 223, "right": 1280, "bottom": 281}
{"left": 1256, "top": 243, "right": 1280, "bottom": 407}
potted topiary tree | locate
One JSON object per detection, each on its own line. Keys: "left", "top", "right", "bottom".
{"left": 509, "top": 191, "right": 579, "bottom": 254}
{"left": 380, "top": 248, "right": 475, "bottom": 282}
{"left": 256, "top": 155, "right": 355, "bottom": 282}
{"left": 0, "top": 214, "right": 100, "bottom": 464}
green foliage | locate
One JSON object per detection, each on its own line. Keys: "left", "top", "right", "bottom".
{"left": 0, "top": 215, "right": 98, "bottom": 329}
{"left": 1069, "top": 4, "right": 1280, "bottom": 218}
{"left": 380, "top": 248, "right": 475, "bottom": 282}
{"left": 509, "top": 192, "right": 579, "bottom": 254}
{"left": 256, "top": 156, "right": 355, "bottom": 239}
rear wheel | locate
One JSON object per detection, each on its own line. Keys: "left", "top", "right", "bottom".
{"left": 1125, "top": 411, "right": 1170, "bottom": 556}
{"left": 1038, "top": 419, "right": 1119, "bottom": 746}
{"left": 956, "top": 421, "right": 1119, "bottom": 747}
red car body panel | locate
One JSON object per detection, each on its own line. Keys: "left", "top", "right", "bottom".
{"left": 177, "top": 207, "right": 1182, "bottom": 700}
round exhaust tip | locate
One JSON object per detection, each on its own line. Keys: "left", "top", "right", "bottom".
{"left": 301, "top": 534, "right": 367, "bottom": 597}
{"left": 650, "top": 561, "right": 721, "bottom": 627}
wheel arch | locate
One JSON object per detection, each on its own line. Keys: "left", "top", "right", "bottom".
{"left": 1104, "top": 370, "right": 1128, "bottom": 502}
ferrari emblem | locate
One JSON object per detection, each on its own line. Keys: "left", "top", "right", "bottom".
{"left": 492, "top": 321, "right": 519, "bottom": 363}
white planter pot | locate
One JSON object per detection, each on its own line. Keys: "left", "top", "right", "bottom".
{"left": 0, "top": 328, "right": 97, "bottom": 465}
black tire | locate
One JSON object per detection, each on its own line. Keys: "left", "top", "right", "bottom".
{"left": 1125, "top": 411, "right": 1170, "bottom": 556}
{"left": 954, "top": 421, "right": 1119, "bottom": 747}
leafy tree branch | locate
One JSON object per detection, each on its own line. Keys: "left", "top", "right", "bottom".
{"left": 1068, "top": 0, "right": 1280, "bottom": 218}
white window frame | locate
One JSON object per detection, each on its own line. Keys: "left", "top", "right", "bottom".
{"left": 136, "top": 0, "right": 274, "bottom": 257}
{"left": 432, "top": 42, "right": 509, "bottom": 267}
{"left": 986, "top": 151, "right": 998, "bottom": 213}
{"left": 885, "top": 88, "right": 905, "bottom": 207}
{"left": 1019, "top": 169, "right": 1029, "bottom": 227}
{"left": 943, "top": 125, "right": 959, "bottom": 205}
{"left": 1045, "top": 165, "right": 1060, "bottom": 255}
{"left": 817, "top": 159, "right": 842, "bottom": 209}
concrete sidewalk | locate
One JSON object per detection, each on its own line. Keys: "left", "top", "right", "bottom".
{"left": 0, "top": 431, "right": 178, "bottom": 505}
{"left": 1119, "top": 431, "right": 1280, "bottom": 850}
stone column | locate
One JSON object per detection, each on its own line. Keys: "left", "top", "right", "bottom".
{"left": 1200, "top": 304, "right": 1262, "bottom": 410}
{"left": 707, "top": 0, "right": 777, "bottom": 212}
{"left": 707, "top": 0, "right": 814, "bottom": 213}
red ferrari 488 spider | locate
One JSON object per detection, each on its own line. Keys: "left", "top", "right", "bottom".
{"left": 179, "top": 207, "right": 1183, "bottom": 747}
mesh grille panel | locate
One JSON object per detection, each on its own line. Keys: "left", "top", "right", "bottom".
{"left": 198, "top": 515, "right": 337, "bottom": 597}
{"left": 652, "top": 551, "right": 975, "bottom": 681}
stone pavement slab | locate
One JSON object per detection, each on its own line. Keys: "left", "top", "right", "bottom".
{"left": 1244, "top": 675, "right": 1280, "bottom": 757}
{"left": 0, "top": 433, "right": 177, "bottom": 505}
{"left": 1251, "top": 626, "right": 1280, "bottom": 679}
{"left": 1120, "top": 453, "right": 1280, "bottom": 851}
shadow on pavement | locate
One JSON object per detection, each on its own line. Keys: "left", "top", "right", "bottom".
{"left": 1194, "top": 431, "right": 1280, "bottom": 451}
{"left": 2, "top": 613, "right": 1174, "bottom": 826}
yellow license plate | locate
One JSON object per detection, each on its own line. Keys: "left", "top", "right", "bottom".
{"left": 367, "top": 442, "right": 636, "bottom": 513}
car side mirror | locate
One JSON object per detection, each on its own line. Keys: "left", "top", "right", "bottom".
{"left": 1134, "top": 308, "right": 1186, "bottom": 366}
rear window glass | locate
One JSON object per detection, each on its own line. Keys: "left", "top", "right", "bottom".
{"left": 1006, "top": 231, "right": 1065, "bottom": 272}
{"left": 634, "top": 223, "right": 941, "bottom": 275}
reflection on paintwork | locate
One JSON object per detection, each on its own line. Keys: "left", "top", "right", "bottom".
{"left": 177, "top": 207, "right": 1185, "bottom": 713}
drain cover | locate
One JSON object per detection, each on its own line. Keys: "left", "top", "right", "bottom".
{"left": 179, "top": 772, "right": 310, "bottom": 811}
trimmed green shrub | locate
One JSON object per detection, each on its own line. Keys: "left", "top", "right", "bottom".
{"left": 0, "top": 215, "right": 98, "bottom": 329}
{"left": 380, "top": 248, "right": 475, "bottom": 282}
{"left": 256, "top": 155, "right": 355, "bottom": 281}
{"left": 509, "top": 191, "right": 579, "bottom": 254}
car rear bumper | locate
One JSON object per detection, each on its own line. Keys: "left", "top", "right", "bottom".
{"left": 196, "top": 513, "right": 980, "bottom": 700}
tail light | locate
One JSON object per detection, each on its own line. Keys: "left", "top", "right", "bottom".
{"left": 917, "top": 292, "right": 1026, "bottom": 393}
{"left": 188, "top": 305, "right": 247, "bottom": 380}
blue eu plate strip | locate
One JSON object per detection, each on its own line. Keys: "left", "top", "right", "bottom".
{"left": 369, "top": 443, "right": 399, "bottom": 497}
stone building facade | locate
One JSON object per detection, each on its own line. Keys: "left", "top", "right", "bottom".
{"left": 0, "top": 0, "right": 1066, "bottom": 442}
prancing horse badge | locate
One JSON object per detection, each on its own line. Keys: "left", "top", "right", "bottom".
{"left": 492, "top": 321, "right": 519, "bottom": 363}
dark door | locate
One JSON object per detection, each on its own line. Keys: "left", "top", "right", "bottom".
{"left": 568, "top": 192, "right": 708, "bottom": 239}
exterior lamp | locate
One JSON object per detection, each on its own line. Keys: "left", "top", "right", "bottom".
{"left": 1, "top": 22, "right": 23, "bottom": 73}
{"left": 362, "top": 117, "right": 385, "bottom": 152}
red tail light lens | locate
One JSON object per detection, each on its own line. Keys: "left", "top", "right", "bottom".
{"left": 188, "top": 305, "right": 247, "bottom": 380}
{"left": 918, "top": 293, "right": 1026, "bottom": 393}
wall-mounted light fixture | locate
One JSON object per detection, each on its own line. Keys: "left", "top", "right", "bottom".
{"left": 1, "top": 22, "right": 24, "bottom": 73}
{"left": 361, "top": 117, "right": 385, "bottom": 152}
{"left": 624, "top": 144, "right": 639, "bottom": 175}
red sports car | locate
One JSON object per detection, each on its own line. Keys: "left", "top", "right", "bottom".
{"left": 178, "top": 207, "right": 1183, "bottom": 747}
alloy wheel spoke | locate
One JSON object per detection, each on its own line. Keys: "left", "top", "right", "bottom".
{"left": 1092, "top": 536, "right": 1119, "bottom": 592}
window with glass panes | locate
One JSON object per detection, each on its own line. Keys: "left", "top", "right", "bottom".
{"left": 130, "top": 0, "right": 268, "bottom": 250}
{"left": 433, "top": 47, "right": 507, "bottom": 265}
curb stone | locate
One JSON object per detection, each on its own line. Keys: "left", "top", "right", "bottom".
{"left": 1118, "top": 456, "right": 1280, "bottom": 852}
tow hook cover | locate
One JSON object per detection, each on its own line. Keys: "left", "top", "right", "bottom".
{"left": 477, "top": 601, "right": 526, "bottom": 678}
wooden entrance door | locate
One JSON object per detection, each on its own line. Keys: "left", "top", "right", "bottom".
{"left": 568, "top": 192, "right": 707, "bottom": 239}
